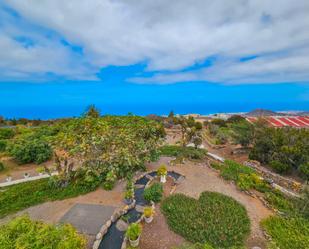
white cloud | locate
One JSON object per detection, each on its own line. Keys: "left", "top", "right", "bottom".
{"left": 1, "top": 0, "right": 309, "bottom": 84}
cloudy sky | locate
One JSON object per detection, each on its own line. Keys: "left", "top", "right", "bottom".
{"left": 0, "top": 0, "right": 308, "bottom": 118}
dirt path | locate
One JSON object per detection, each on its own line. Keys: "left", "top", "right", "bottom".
{"left": 147, "top": 158, "right": 273, "bottom": 249}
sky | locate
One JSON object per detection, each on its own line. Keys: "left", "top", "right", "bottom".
{"left": 0, "top": 1, "right": 309, "bottom": 119}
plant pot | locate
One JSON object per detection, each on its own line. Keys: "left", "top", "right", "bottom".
{"left": 6, "top": 177, "right": 12, "bottom": 182}
{"left": 144, "top": 215, "right": 153, "bottom": 223}
{"left": 160, "top": 175, "right": 166, "bottom": 183}
{"left": 38, "top": 172, "right": 44, "bottom": 176}
{"left": 129, "top": 236, "right": 140, "bottom": 247}
{"left": 24, "top": 174, "right": 30, "bottom": 179}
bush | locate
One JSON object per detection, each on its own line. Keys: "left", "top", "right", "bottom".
{"left": 8, "top": 138, "right": 52, "bottom": 164}
{"left": 270, "top": 160, "right": 290, "bottom": 174}
{"left": 261, "top": 216, "right": 309, "bottom": 249}
{"left": 0, "top": 178, "right": 98, "bottom": 218}
{"left": 0, "top": 140, "right": 6, "bottom": 152}
{"left": 172, "top": 243, "right": 215, "bottom": 249}
{"left": 0, "top": 162, "right": 4, "bottom": 172}
{"left": 161, "top": 192, "right": 250, "bottom": 248}
{"left": 0, "top": 128, "right": 14, "bottom": 139}
{"left": 220, "top": 160, "right": 255, "bottom": 182}
{"left": 159, "top": 145, "right": 207, "bottom": 160}
{"left": 143, "top": 182, "right": 163, "bottom": 203}
{"left": 0, "top": 215, "right": 86, "bottom": 249}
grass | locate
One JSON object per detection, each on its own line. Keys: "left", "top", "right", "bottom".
{"left": 161, "top": 192, "right": 250, "bottom": 248}
{"left": 159, "top": 145, "right": 207, "bottom": 160}
{"left": 0, "top": 178, "right": 97, "bottom": 218}
{"left": 261, "top": 216, "right": 309, "bottom": 249}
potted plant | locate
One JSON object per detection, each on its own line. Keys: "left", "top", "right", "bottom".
{"left": 24, "top": 172, "right": 30, "bottom": 179}
{"left": 143, "top": 206, "right": 154, "bottom": 223}
{"left": 6, "top": 174, "right": 12, "bottom": 182}
{"left": 157, "top": 164, "right": 167, "bottom": 183}
{"left": 124, "top": 189, "right": 134, "bottom": 204}
{"left": 126, "top": 223, "right": 142, "bottom": 247}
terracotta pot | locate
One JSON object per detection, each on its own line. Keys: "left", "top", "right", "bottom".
{"left": 6, "top": 177, "right": 12, "bottom": 182}
{"left": 129, "top": 235, "right": 140, "bottom": 247}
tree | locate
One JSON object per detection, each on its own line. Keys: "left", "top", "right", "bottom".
{"left": 84, "top": 105, "right": 100, "bottom": 118}
{"left": 230, "top": 121, "right": 254, "bottom": 147}
{"left": 300, "top": 162, "right": 309, "bottom": 183}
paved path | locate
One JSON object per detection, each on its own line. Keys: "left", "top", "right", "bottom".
{"left": 60, "top": 203, "right": 116, "bottom": 235}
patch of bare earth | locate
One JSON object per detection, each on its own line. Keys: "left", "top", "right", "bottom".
{"left": 139, "top": 177, "right": 185, "bottom": 249}
{"left": 146, "top": 159, "right": 273, "bottom": 249}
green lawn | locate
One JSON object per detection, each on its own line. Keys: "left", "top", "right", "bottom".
{"left": 0, "top": 178, "right": 96, "bottom": 218}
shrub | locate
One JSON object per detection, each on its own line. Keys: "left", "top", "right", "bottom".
{"left": 143, "top": 182, "right": 163, "bottom": 203}
{"left": 161, "top": 192, "right": 250, "bottom": 248}
{"left": 172, "top": 243, "right": 215, "bottom": 249}
{"left": 264, "top": 191, "right": 294, "bottom": 214}
{"left": 159, "top": 145, "right": 207, "bottom": 160}
{"left": 0, "top": 215, "right": 86, "bottom": 249}
{"left": 209, "top": 161, "right": 225, "bottom": 171}
{"left": 126, "top": 223, "right": 142, "bottom": 241}
{"left": 102, "top": 170, "right": 117, "bottom": 190}
{"left": 0, "top": 162, "right": 4, "bottom": 172}
{"left": 0, "top": 140, "right": 6, "bottom": 152}
{"left": 220, "top": 160, "right": 255, "bottom": 182}
{"left": 261, "top": 216, "right": 309, "bottom": 249}
{"left": 0, "top": 128, "right": 15, "bottom": 139}
{"left": 8, "top": 138, "right": 52, "bottom": 164}
{"left": 270, "top": 160, "right": 290, "bottom": 174}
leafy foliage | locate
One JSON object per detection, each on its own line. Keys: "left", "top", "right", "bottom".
{"left": 249, "top": 127, "right": 309, "bottom": 176}
{"left": 0, "top": 128, "right": 15, "bottom": 139}
{"left": 0, "top": 178, "right": 97, "bottom": 218}
{"left": 0, "top": 215, "right": 86, "bottom": 249}
{"left": 159, "top": 145, "right": 207, "bottom": 160}
{"left": 161, "top": 192, "right": 250, "bottom": 248}
{"left": 0, "top": 162, "right": 4, "bottom": 172}
{"left": 262, "top": 216, "right": 309, "bottom": 249}
{"left": 143, "top": 182, "right": 163, "bottom": 203}
{"left": 8, "top": 138, "right": 52, "bottom": 164}
{"left": 0, "top": 140, "right": 7, "bottom": 152}
{"left": 126, "top": 223, "right": 142, "bottom": 241}
{"left": 55, "top": 115, "right": 164, "bottom": 180}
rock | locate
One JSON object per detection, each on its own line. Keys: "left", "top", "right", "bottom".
{"left": 99, "top": 224, "right": 108, "bottom": 235}
{"left": 135, "top": 204, "right": 144, "bottom": 213}
{"left": 92, "top": 240, "right": 101, "bottom": 249}
{"left": 116, "top": 219, "right": 128, "bottom": 231}
{"left": 252, "top": 247, "right": 261, "bottom": 249}
{"left": 95, "top": 232, "right": 102, "bottom": 240}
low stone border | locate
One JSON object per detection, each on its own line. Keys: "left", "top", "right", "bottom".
{"left": 92, "top": 200, "right": 136, "bottom": 249}
{"left": 0, "top": 172, "right": 58, "bottom": 188}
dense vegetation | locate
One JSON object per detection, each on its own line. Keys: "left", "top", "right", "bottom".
{"left": 143, "top": 182, "right": 163, "bottom": 203}
{"left": 0, "top": 178, "right": 97, "bottom": 218}
{"left": 161, "top": 192, "right": 250, "bottom": 248}
{"left": 0, "top": 215, "right": 86, "bottom": 249}
{"left": 206, "top": 116, "right": 309, "bottom": 179}
{"left": 159, "top": 145, "right": 207, "bottom": 161}
{"left": 262, "top": 216, "right": 309, "bottom": 249}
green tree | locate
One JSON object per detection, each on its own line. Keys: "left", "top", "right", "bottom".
{"left": 230, "top": 121, "right": 254, "bottom": 147}
{"left": 84, "top": 105, "right": 100, "bottom": 118}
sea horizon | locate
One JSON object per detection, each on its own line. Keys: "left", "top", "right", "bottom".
{"left": 1, "top": 102, "right": 308, "bottom": 120}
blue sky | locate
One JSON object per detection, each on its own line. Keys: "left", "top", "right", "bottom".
{"left": 0, "top": 1, "right": 308, "bottom": 118}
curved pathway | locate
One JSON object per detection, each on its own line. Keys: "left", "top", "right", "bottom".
{"left": 98, "top": 171, "right": 182, "bottom": 249}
